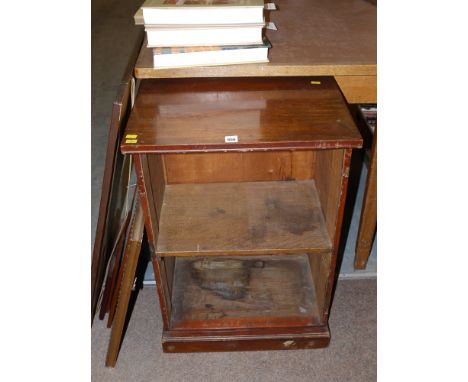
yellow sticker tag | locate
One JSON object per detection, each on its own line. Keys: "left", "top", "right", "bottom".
{"left": 126, "top": 134, "right": 138, "bottom": 139}
{"left": 125, "top": 139, "right": 138, "bottom": 144}
{"left": 310, "top": 81, "right": 321, "bottom": 85}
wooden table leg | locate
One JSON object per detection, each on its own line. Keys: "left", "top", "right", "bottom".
{"left": 354, "top": 129, "right": 377, "bottom": 269}
{"left": 105, "top": 196, "right": 145, "bottom": 367}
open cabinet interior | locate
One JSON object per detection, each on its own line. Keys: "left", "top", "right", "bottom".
{"left": 170, "top": 254, "right": 325, "bottom": 330}
{"left": 122, "top": 77, "right": 362, "bottom": 352}
{"left": 141, "top": 148, "right": 346, "bottom": 332}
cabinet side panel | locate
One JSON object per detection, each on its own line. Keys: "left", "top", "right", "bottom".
{"left": 164, "top": 151, "right": 316, "bottom": 184}
{"left": 314, "top": 149, "right": 353, "bottom": 321}
{"left": 147, "top": 154, "right": 167, "bottom": 224}
{"left": 314, "top": 149, "right": 345, "bottom": 242}
{"left": 162, "top": 257, "right": 175, "bottom": 296}
{"left": 307, "top": 253, "right": 331, "bottom": 322}
{"left": 134, "top": 154, "right": 172, "bottom": 328}
{"left": 146, "top": 155, "right": 176, "bottom": 295}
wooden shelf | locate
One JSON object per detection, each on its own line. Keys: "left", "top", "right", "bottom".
{"left": 170, "top": 254, "right": 321, "bottom": 330}
{"left": 156, "top": 180, "right": 332, "bottom": 257}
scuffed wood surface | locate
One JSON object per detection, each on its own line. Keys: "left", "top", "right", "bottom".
{"left": 156, "top": 180, "right": 332, "bottom": 256}
{"left": 170, "top": 254, "right": 321, "bottom": 330}
{"left": 162, "top": 324, "right": 330, "bottom": 352}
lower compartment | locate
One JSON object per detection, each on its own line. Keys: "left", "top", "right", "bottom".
{"left": 169, "top": 254, "right": 324, "bottom": 331}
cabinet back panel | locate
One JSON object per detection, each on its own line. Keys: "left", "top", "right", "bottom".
{"left": 163, "top": 151, "right": 316, "bottom": 184}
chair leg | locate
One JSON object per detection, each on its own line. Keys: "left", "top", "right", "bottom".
{"left": 355, "top": 130, "right": 377, "bottom": 270}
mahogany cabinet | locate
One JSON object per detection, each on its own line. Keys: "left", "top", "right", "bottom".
{"left": 121, "top": 76, "right": 362, "bottom": 352}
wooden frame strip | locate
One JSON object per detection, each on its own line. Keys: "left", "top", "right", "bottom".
{"left": 105, "top": 195, "right": 145, "bottom": 367}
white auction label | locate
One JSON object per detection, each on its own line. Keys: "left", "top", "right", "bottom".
{"left": 224, "top": 135, "right": 239, "bottom": 143}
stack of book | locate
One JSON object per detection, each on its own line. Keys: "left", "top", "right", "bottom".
{"left": 135, "top": 0, "right": 271, "bottom": 68}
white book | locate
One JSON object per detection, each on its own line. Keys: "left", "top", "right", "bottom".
{"left": 146, "top": 23, "right": 264, "bottom": 47}
{"left": 152, "top": 39, "right": 270, "bottom": 68}
{"left": 141, "top": 0, "right": 264, "bottom": 25}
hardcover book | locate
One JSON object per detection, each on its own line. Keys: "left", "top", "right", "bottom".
{"left": 141, "top": 0, "right": 265, "bottom": 25}
{"left": 146, "top": 23, "right": 264, "bottom": 47}
{"left": 152, "top": 39, "right": 270, "bottom": 68}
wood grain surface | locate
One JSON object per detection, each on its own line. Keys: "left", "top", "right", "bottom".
{"left": 170, "top": 255, "right": 320, "bottom": 330}
{"left": 307, "top": 253, "right": 331, "bottom": 321}
{"left": 163, "top": 151, "right": 316, "bottom": 184}
{"left": 334, "top": 75, "right": 377, "bottom": 104}
{"left": 315, "top": 149, "right": 345, "bottom": 242}
{"left": 134, "top": 0, "right": 376, "bottom": 79}
{"left": 105, "top": 195, "right": 145, "bottom": 367}
{"left": 121, "top": 77, "right": 362, "bottom": 154}
{"left": 134, "top": 154, "right": 172, "bottom": 328}
{"left": 156, "top": 180, "right": 332, "bottom": 256}
{"left": 321, "top": 148, "right": 353, "bottom": 321}
{"left": 355, "top": 129, "right": 377, "bottom": 269}
{"left": 106, "top": 189, "right": 138, "bottom": 327}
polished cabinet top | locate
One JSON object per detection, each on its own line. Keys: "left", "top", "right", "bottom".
{"left": 121, "top": 77, "right": 362, "bottom": 154}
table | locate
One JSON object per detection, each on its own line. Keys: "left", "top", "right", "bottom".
{"left": 355, "top": 128, "right": 377, "bottom": 269}
{"left": 134, "top": 0, "right": 376, "bottom": 104}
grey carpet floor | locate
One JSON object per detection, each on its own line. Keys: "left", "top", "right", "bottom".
{"left": 92, "top": 278, "right": 376, "bottom": 382}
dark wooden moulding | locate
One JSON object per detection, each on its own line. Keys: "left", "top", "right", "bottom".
{"left": 122, "top": 76, "right": 362, "bottom": 352}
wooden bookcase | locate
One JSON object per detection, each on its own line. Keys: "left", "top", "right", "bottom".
{"left": 120, "top": 76, "right": 362, "bottom": 352}
{"left": 94, "top": 0, "right": 376, "bottom": 366}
